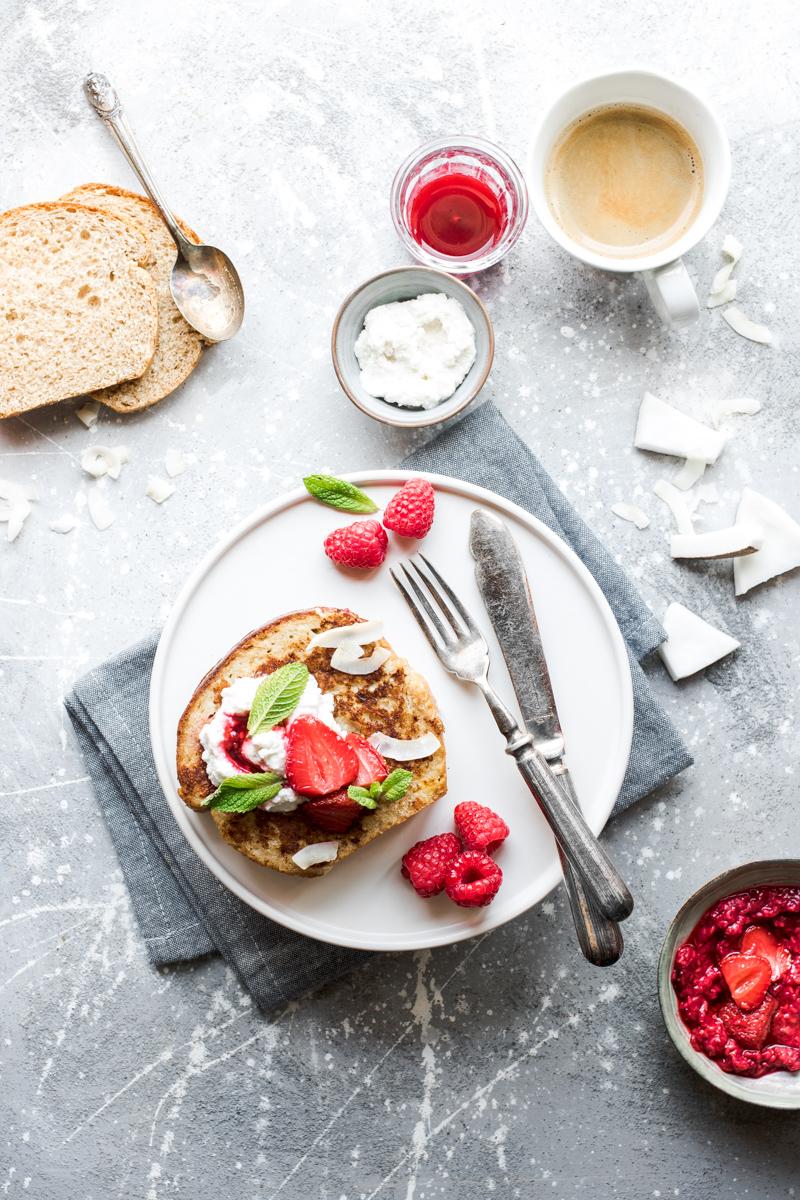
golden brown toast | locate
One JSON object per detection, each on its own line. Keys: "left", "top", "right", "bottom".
{"left": 176, "top": 608, "right": 447, "bottom": 876}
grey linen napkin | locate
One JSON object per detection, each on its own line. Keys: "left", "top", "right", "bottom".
{"left": 65, "top": 401, "right": 691, "bottom": 1010}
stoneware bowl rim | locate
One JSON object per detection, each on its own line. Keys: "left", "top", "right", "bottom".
{"left": 658, "top": 858, "right": 800, "bottom": 1109}
{"left": 330, "top": 265, "right": 495, "bottom": 429}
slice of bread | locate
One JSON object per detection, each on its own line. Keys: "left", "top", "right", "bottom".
{"left": 61, "top": 184, "right": 205, "bottom": 413}
{"left": 176, "top": 608, "right": 447, "bottom": 876}
{"left": 0, "top": 201, "right": 158, "bottom": 418}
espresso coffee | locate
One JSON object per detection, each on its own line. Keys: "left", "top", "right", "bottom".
{"left": 545, "top": 103, "right": 704, "bottom": 258}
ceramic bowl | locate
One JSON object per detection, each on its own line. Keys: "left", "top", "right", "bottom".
{"left": 331, "top": 266, "right": 494, "bottom": 429}
{"left": 658, "top": 859, "right": 800, "bottom": 1109}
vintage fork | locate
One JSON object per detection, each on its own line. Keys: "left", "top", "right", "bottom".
{"left": 391, "top": 555, "right": 634, "bottom": 923}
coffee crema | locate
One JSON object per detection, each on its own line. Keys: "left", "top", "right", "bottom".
{"left": 545, "top": 103, "right": 704, "bottom": 259}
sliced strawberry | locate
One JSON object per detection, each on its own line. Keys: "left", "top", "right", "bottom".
{"left": 719, "top": 996, "right": 777, "bottom": 1050}
{"left": 285, "top": 716, "right": 358, "bottom": 797}
{"left": 741, "top": 925, "right": 791, "bottom": 981}
{"left": 345, "top": 733, "right": 388, "bottom": 787}
{"left": 719, "top": 952, "right": 772, "bottom": 1012}
{"left": 302, "top": 787, "right": 363, "bottom": 833}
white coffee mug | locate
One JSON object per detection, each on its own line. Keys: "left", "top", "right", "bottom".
{"left": 529, "top": 69, "right": 731, "bottom": 328}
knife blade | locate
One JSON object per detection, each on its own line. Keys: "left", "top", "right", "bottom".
{"left": 469, "top": 507, "right": 624, "bottom": 965}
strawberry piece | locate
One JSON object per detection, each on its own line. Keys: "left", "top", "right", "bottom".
{"left": 345, "top": 733, "right": 388, "bottom": 787}
{"left": 741, "top": 925, "right": 790, "bottom": 981}
{"left": 454, "top": 801, "right": 509, "bottom": 855}
{"left": 719, "top": 952, "right": 772, "bottom": 1011}
{"left": 445, "top": 851, "right": 503, "bottom": 908}
{"left": 324, "top": 520, "right": 388, "bottom": 570}
{"left": 719, "top": 996, "right": 778, "bottom": 1050}
{"left": 401, "top": 833, "right": 461, "bottom": 898}
{"left": 383, "top": 479, "right": 435, "bottom": 539}
{"left": 302, "top": 787, "right": 363, "bottom": 834}
{"left": 285, "top": 715, "right": 358, "bottom": 797}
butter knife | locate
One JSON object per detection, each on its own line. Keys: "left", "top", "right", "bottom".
{"left": 470, "top": 508, "right": 627, "bottom": 965}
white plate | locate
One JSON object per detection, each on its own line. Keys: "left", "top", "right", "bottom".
{"left": 149, "top": 471, "right": 633, "bottom": 951}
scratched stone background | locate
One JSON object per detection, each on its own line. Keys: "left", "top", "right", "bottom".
{"left": 1, "top": 0, "right": 799, "bottom": 1196}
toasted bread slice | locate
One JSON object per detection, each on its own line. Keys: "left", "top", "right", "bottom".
{"left": 0, "top": 201, "right": 158, "bottom": 418}
{"left": 176, "top": 608, "right": 447, "bottom": 876}
{"left": 61, "top": 184, "right": 205, "bottom": 413}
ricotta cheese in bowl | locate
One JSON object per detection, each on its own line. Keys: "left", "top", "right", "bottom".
{"left": 354, "top": 292, "right": 476, "bottom": 410}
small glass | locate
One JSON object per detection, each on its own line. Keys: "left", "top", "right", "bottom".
{"left": 390, "top": 136, "right": 529, "bottom": 275}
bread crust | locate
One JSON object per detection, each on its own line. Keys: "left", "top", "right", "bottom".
{"left": 176, "top": 608, "right": 447, "bottom": 876}
{"left": 60, "top": 184, "right": 205, "bottom": 413}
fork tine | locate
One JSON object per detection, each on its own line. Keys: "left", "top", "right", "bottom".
{"left": 417, "top": 553, "right": 481, "bottom": 637}
{"left": 390, "top": 566, "right": 449, "bottom": 652}
{"left": 395, "top": 563, "right": 456, "bottom": 646}
{"left": 405, "top": 558, "right": 465, "bottom": 639}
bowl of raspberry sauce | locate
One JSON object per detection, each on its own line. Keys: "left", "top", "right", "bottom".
{"left": 658, "top": 861, "right": 800, "bottom": 1107}
{"left": 390, "top": 137, "right": 528, "bottom": 274}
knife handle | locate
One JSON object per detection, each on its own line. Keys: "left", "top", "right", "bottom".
{"left": 556, "top": 772, "right": 623, "bottom": 966}
{"left": 513, "top": 744, "right": 633, "bottom": 921}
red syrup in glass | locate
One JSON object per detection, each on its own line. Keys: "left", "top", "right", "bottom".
{"left": 407, "top": 172, "right": 506, "bottom": 258}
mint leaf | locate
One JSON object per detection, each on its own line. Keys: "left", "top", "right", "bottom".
{"left": 347, "top": 785, "right": 378, "bottom": 809}
{"left": 247, "top": 663, "right": 309, "bottom": 735}
{"left": 369, "top": 781, "right": 383, "bottom": 799}
{"left": 204, "top": 772, "right": 283, "bottom": 813}
{"left": 380, "top": 769, "right": 413, "bottom": 803}
{"left": 303, "top": 474, "right": 378, "bottom": 515}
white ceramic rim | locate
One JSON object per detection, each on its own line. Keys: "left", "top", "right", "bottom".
{"left": 331, "top": 267, "right": 495, "bottom": 429}
{"left": 149, "top": 471, "right": 634, "bottom": 951}
{"left": 527, "top": 67, "right": 731, "bottom": 274}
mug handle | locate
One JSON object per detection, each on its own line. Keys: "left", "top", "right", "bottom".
{"left": 641, "top": 259, "right": 700, "bottom": 328}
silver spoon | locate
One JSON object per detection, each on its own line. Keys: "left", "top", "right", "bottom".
{"left": 83, "top": 72, "right": 244, "bottom": 343}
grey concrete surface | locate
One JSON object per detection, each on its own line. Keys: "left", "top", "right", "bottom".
{"left": 2, "top": 1, "right": 799, "bottom": 1196}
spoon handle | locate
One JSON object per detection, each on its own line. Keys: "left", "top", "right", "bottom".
{"left": 83, "top": 73, "right": 190, "bottom": 254}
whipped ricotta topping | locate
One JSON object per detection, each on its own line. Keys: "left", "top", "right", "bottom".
{"left": 354, "top": 292, "right": 476, "bottom": 410}
{"left": 199, "top": 672, "right": 343, "bottom": 811}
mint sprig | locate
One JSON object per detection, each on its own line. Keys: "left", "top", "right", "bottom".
{"left": 247, "top": 663, "right": 309, "bottom": 735}
{"left": 204, "top": 772, "right": 283, "bottom": 813}
{"left": 303, "top": 474, "right": 378, "bottom": 514}
{"left": 348, "top": 769, "right": 412, "bottom": 809}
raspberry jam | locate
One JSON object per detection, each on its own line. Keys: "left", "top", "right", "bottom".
{"left": 407, "top": 172, "right": 506, "bottom": 258}
{"left": 672, "top": 886, "right": 800, "bottom": 1077}
{"left": 221, "top": 713, "right": 260, "bottom": 773}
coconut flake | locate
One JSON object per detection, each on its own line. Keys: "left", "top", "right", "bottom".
{"left": 733, "top": 488, "right": 800, "bottom": 596}
{"left": 696, "top": 483, "right": 720, "bottom": 506}
{"left": 653, "top": 480, "right": 695, "bottom": 534}
{"left": 671, "top": 520, "right": 763, "bottom": 560}
{"left": 706, "top": 280, "right": 737, "bottom": 308}
{"left": 49, "top": 514, "right": 77, "bottom": 534}
{"left": 306, "top": 620, "right": 384, "bottom": 652}
{"left": 330, "top": 642, "right": 391, "bottom": 675}
{"left": 291, "top": 841, "right": 339, "bottom": 870}
{"left": 76, "top": 400, "right": 100, "bottom": 429}
{"left": 634, "top": 393, "right": 727, "bottom": 464}
{"left": 81, "top": 444, "right": 129, "bottom": 480}
{"left": 610, "top": 502, "right": 649, "bottom": 529}
{"left": 673, "top": 458, "right": 706, "bottom": 491}
{"left": 722, "top": 234, "right": 743, "bottom": 263}
{"left": 0, "top": 480, "right": 35, "bottom": 542}
{"left": 368, "top": 731, "right": 441, "bottom": 761}
{"left": 165, "top": 449, "right": 186, "bottom": 478}
{"left": 659, "top": 603, "right": 740, "bottom": 681}
{"left": 87, "top": 486, "right": 114, "bottom": 531}
{"left": 711, "top": 397, "right": 762, "bottom": 429}
{"left": 721, "top": 307, "right": 773, "bottom": 345}
{"left": 146, "top": 477, "right": 175, "bottom": 504}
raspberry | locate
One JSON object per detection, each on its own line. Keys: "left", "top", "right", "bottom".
{"left": 445, "top": 851, "right": 503, "bottom": 908}
{"left": 324, "top": 519, "right": 388, "bottom": 569}
{"left": 454, "top": 802, "right": 509, "bottom": 855}
{"left": 383, "top": 478, "right": 435, "bottom": 539}
{"left": 401, "top": 832, "right": 460, "bottom": 898}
